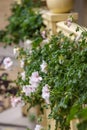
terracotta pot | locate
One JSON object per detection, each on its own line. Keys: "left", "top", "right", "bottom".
{"left": 46, "top": 0, "right": 74, "bottom": 13}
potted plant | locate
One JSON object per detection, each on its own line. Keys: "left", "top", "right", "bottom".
{"left": 46, "top": 0, "right": 74, "bottom": 13}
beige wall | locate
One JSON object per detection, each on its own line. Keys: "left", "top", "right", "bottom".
{"left": 0, "top": 0, "right": 14, "bottom": 29}
{"left": 74, "top": 0, "right": 87, "bottom": 27}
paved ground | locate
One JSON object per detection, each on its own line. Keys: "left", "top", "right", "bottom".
{"left": 0, "top": 45, "right": 36, "bottom": 130}
{"left": 0, "top": 106, "right": 36, "bottom": 130}
{"left": 0, "top": 45, "right": 21, "bottom": 80}
{"left": 0, "top": 1, "right": 36, "bottom": 129}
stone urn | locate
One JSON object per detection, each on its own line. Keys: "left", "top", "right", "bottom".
{"left": 46, "top": 0, "right": 74, "bottom": 13}
{"left": 14, "top": 0, "right": 21, "bottom": 4}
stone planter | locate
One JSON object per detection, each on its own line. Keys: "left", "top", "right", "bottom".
{"left": 41, "top": 108, "right": 79, "bottom": 130}
{"left": 28, "top": 105, "right": 41, "bottom": 122}
{"left": 46, "top": 0, "right": 74, "bottom": 13}
{"left": 21, "top": 103, "right": 30, "bottom": 116}
{"left": 22, "top": 103, "right": 40, "bottom": 120}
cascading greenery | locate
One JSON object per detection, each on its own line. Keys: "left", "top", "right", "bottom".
{"left": 0, "top": 0, "right": 44, "bottom": 45}
{"left": 16, "top": 30, "right": 87, "bottom": 130}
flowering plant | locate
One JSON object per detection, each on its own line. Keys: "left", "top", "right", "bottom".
{"left": 14, "top": 26, "right": 87, "bottom": 130}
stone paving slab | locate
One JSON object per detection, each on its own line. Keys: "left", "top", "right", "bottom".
{"left": 0, "top": 45, "right": 14, "bottom": 58}
{"left": 0, "top": 106, "right": 36, "bottom": 130}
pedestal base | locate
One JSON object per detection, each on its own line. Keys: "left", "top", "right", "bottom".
{"left": 42, "top": 10, "right": 78, "bottom": 35}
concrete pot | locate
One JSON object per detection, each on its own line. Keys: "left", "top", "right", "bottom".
{"left": 46, "top": 0, "right": 74, "bottom": 13}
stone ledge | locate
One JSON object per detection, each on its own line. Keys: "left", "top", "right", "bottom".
{"left": 42, "top": 10, "right": 78, "bottom": 22}
{"left": 56, "top": 21, "right": 83, "bottom": 37}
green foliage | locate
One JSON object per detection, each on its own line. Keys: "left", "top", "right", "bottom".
{"left": 28, "top": 113, "right": 36, "bottom": 122}
{"left": 16, "top": 30, "right": 87, "bottom": 130}
{"left": 26, "top": 128, "right": 31, "bottom": 130}
{"left": 0, "top": 0, "right": 44, "bottom": 45}
{"left": 77, "top": 120, "right": 87, "bottom": 130}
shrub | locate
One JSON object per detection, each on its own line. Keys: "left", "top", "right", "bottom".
{"left": 0, "top": 0, "right": 45, "bottom": 45}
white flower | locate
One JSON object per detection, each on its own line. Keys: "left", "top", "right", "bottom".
{"left": 40, "top": 38, "right": 49, "bottom": 48}
{"left": 20, "top": 59, "right": 24, "bottom": 68}
{"left": 29, "top": 71, "right": 42, "bottom": 85}
{"left": 10, "top": 96, "right": 21, "bottom": 107}
{"left": 42, "top": 84, "right": 50, "bottom": 104}
{"left": 21, "top": 71, "right": 25, "bottom": 80}
{"left": 13, "top": 47, "right": 19, "bottom": 57}
{"left": 34, "top": 124, "right": 43, "bottom": 130}
{"left": 3, "top": 57, "right": 13, "bottom": 69}
{"left": 22, "top": 85, "right": 36, "bottom": 96}
{"left": 40, "top": 60, "right": 47, "bottom": 73}
{"left": 24, "top": 39, "right": 32, "bottom": 52}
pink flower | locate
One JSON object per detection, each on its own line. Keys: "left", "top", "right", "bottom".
{"left": 40, "top": 60, "right": 47, "bottom": 73}
{"left": 10, "top": 96, "right": 21, "bottom": 107}
{"left": 34, "top": 124, "right": 43, "bottom": 130}
{"left": 41, "top": 30, "right": 47, "bottom": 39}
{"left": 42, "top": 84, "right": 50, "bottom": 104}
{"left": 3, "top": 57, "right": 13, "bottom": 69}
{"left": 29, "top": 71, "right": 42, "bottom": 85}
{"left": 22, "top": 85, "right": 36, "bottom": 96}
{"left": 64, "top": 17, "right": 73, "bottom": 27}
{"left": 31, "top": 82, "right": 39, "bottom": 89}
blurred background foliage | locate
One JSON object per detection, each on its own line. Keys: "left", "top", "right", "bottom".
{"left": 0, "top": 0, "right": 45, "bottom": 45}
